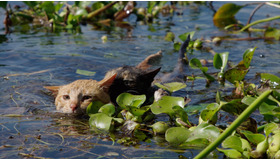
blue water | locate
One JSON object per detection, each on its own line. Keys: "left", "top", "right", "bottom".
{"left": 0, "top": 1, "right": 280, "bottom": 158}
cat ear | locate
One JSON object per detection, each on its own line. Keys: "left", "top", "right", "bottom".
{"left": 44, "top": 86, "right": 60, "bottom": 97}
{"left": 142, "top": 67, "right": 161, "bottom": 80}
{"left": 98, "top": 73, "right": 117, "bottom": 91}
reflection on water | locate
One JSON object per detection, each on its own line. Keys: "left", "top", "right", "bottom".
{"left": 0, "top": 1, "right": 280, "bottom": 158}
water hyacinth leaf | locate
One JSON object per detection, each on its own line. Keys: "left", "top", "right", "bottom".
{"left": 221, "top": 99, "right": 247, "bottom": 115}
{"left": 213, "top": 3, "right": 243, "bottom": 20}
{"left": 243, "top": 47, "right": 256, "bottom": 69}
{"left": 217, "top": 148, "right": 242, "bottom": 159}
{"left": 55, "top": 2, "right": 64, "bottom": 12}
{"left": 264, "top": 122, "right": 278, "bottom": 137}
{"left": 260, "top": 73, "right": 280, "bottom": 87}
{"left": 173, "top": 42, "right": 181, "bottom": 51}
{"left": 187, "top": 123, "right": 220, "bottom": 143}
{"left": 154, "top": 82, "right": 186, "bottom": 93}
{"left": 265, "top": 28, "right": 280, "bottom": 40}
{"left": 165, "top": 127, "right": 191, "bottom": 146}
{"left": 193, "top": 39, "right": 203, "bottom": 49}
{"left": 241, "top": 138, "right": 252, "bottom": 151}
{"left": 76, "top": 69, "right": 96, "bottom": 76}
{"left": 98, "top": 103, "right": 115, "bottom": 117}
{"left": 214, "top": 52, "right": 229, "bottom": 72}
{"left": 87, "top": 101, "right": 105, "bottom": 115}
{"left": 76, "top": 8, "right": 88, "bottom": 17}
{"left": 222, "top": 135, "right": 243, "bottom": 152}
{"left": 178, "top": 31, "right": 195, "bottom": 42}
{"left": 241, "top": 130, "right": 265, "bottom": 145}
{"left": 91, "top": 1, "right": 105, "bottom": 10}
{"left": 147, "top": 1, "right": 156, "bottom": 14}
{"left": 173, "top": 106, "right": 191, "bottom": 126}
{"left": 151, "top": 121, "right": 169, "bottom": 135}
{"left": 224, "top": 67, "right": 249, "bottom": 84}
{"left": 202, "top": 71, "right": 215, "bottom": 82}
{"left": 164, "top": 32, "right": 175, "bottom": 42}
{"left": 42, "top": 1, "right": 55, "bottom": 14}
{"left": 180, "top": 138, "right": 210, "bottom": 149}
{"left": 213, "top": 53, "right": 223, "bottom": 69}
{"left": 89, "top": 113, "right": 113, "bottom": 131}
{"left": 129, "top": 106, "right": 150, "bottom": 116}
{"left": 200, "top": 103, "right": 220, "bottom": 122}
{"left": 189, "top": 58, "right": 202, "bottom": 69}
{"left": 116, "top": 93, "right": 146, "bottom": 109}
{"left": 150, "top": 96, "right": 184, "bottom": 115}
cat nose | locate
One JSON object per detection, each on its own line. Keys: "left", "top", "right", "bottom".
{"left": 70, "top": 103, "right": 78, "bottom": 112}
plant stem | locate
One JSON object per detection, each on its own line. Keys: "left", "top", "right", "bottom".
{"left": 194, "top": 89, "right": 272, "bottom": 159}
{"left": 239, "top": 16, "right": 280, "bottom": 32}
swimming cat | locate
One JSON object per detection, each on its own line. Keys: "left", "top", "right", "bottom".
{"left": 44, "top": 74, "right": 116, "bottom": 115}
{"left": 45, "top": 35, "right": 190, "bottom": 115}
{"left": 45, "top": 51, "right": 162, "bottom": 114}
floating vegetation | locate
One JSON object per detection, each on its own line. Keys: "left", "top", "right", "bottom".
{"left": 1, "top": 1, "right": 280, "bottom": 159}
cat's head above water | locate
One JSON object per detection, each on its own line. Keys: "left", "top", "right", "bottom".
{"left": 44, "top": 74, "right": 116, "bottom": 115}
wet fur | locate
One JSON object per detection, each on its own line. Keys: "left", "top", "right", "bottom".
{"left": 105, "top": 66, "right": 161, "bottom": 104}
{"left": 44, "top": 74, "right": 116, "bottom": 115}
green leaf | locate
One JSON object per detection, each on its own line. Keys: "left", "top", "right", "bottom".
{"left": 116, "top": 93, "right": 146, "bottom": 109}
{"left": 164, "top": 32, "right": 175, "bottom": 42}
{"left": 55, "top": 2, "right": 64, "bottom": 12}
{"left": 222, "top": 135, "right": 243, "bottom": 152}
{"left": 221, "top": 99, "right": 248, "bottom": 115}
{"left": 76, "top": 69, "right": 96, "bottom": 76}
{"left": 224, "top": 67, "right": 249, "bottom": 84}
{"left": 147, "top": 1, "right": 156, "bottom": 14}
{"left": 241, "top": 130, "right": 265, "bottom": 145}
{"left": 89, "top": 113, "right": 113, "bottom": 132}
{"left": 165, "top": 127, "right": 191, "bottom": 146}
{"left": 91, "top": 2, "right": 105, "bottom": 10}
{"left": 98, "top": 103, "right": 115, "bottom": 117}
{"left": 129, "top": 106, "right": 150, "bottom": 116}
{"left": 76, "top": 8, "right": 88, "bottom": 16}
{"left": 260, "top": 73, "right": 280, "bottom": 87}
{"left": 243, "top": 47, "right": 256, "bottom": 69}
{"left": 180, "top": 138, "right": 210, "bottom": 149}
{"left": 0, "top": 1, "right": 7, "bottom": 9}
{"left": 173, "top": 42, "right": 181, "bottom": 51}
{"left": 214, "top": 52, "right": 229, "bottom": 72}
{"left": 217, "top": 148, "right": 242, "bottom": 159}
{"left": 265, "top": 28, "right": 280, "bottom": 40}
{"left": 150, "top": 96, "right": 184, "bottom": 115}
{"left": 264, "top": 122, "right": 278, "bottom": 137}
{"left": 178, "top": 31, "right": 195, "bottom": 42}
{"left": 187, "top": 123, "right": 220, "bottom": 143}
{"left": 154, "top": 82, "right": 186, "bottom": 93}
{"left": 213, "top": 3, "right": 243, "bottom": 20}
{"left": 213, "top": 53, "right": 223, "bottom": 69}
{"left": 200, "top": 103, "right": 220, "bottom": 122}
{"left": 173, "top": 106, "right": 191, "bottom": 126}
{"left": 86, "top": 101, "right": 105, "bottom": 115}
{"left": 241, "top": 138, "right": 252, "bottom": 151}
{"left": 41, "top": 1, "right": 55, "bottom": 14}
{"left": 189, "top": 58, "right": 202, "bottom": 69}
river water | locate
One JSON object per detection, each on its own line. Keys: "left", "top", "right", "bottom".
{"left": 0, "top": 1, "right": 279, "bottom": 158}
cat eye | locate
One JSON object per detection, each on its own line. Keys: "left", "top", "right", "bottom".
{"left": 82, "top": 95, "right": 92, "bottom": 102}
{"left": 63, "top": 95, "right": 70, "bottom": 100}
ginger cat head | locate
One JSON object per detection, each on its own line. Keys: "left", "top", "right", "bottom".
{"left": 44, "top": 74, "right": 116, "bottom": 115}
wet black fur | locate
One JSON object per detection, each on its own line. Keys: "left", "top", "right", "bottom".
{"left": 108, "top": 66, "right": 161, "bottom": 104}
